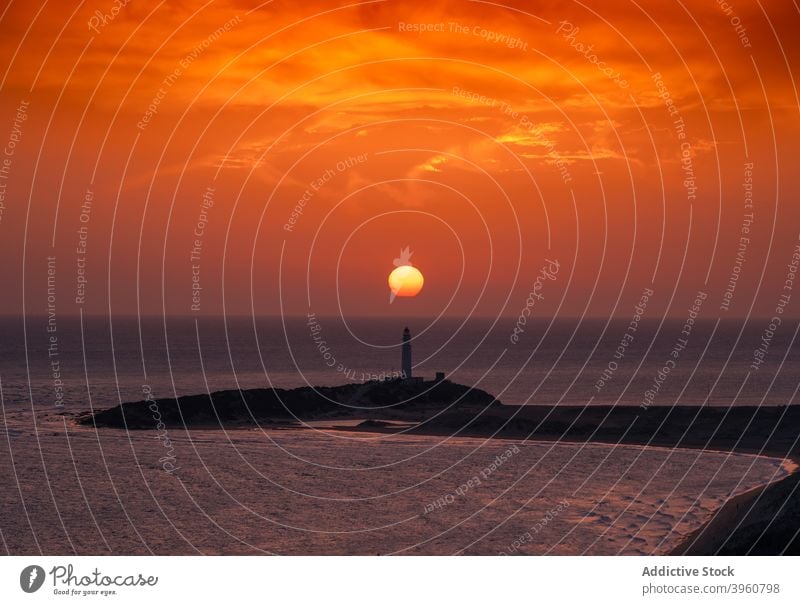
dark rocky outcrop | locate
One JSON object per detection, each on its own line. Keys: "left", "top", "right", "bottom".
{"left": 79, "top": 379, "right": 499, "bottom": 429}
{"left": 672, "top": 472, "right": 800, "bottom": 555}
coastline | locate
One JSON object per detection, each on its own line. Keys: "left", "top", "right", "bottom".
{"left": 329, "top": 406, "right": 800, "bottom": 556}
{"left": 669, "top": 458, "right": 800, "bottom": 555}
{"left": 79, "top": 382, "right": 800, "bottom": 555}
{"left": 331, "top": 414, "right": 800, "bottom": 556}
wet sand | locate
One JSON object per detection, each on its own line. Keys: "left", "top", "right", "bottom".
{"left": 10, "top": 386, "right": 797, "bottom": 555}
{"left": 1, "top": 404, "right": 792, "bottom": 555}
{"left": 330, "top": 403, "right": 800, "bottom": 555}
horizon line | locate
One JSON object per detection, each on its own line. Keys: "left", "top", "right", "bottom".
{"left": 4, "top": 313, "right": 799, "bottom": 321}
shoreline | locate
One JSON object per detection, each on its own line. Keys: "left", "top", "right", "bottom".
{"left": 329, "top": 419, "right": 800, "bottom": 556}
{"left": 327, "top": 414, "right": 800, "bottom": 556}
{"left": 669, "top": 458, "right": 800, "bottom": 555}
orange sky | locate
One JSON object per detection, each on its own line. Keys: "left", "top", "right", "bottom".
{"left": 0, "top": 0, "right": 798, "bottom": 318}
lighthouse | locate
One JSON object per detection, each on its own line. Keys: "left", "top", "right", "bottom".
{"left": 401, "top": 327, "right": 412, "bottom": 379}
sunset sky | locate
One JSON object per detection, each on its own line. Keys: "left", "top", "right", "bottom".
{"left": 1, "top": 0, "right": 798, "bottom": 318}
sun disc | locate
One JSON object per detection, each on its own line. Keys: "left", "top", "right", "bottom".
{"left": 388, "top": 265, "right": 424, "bottom": 297}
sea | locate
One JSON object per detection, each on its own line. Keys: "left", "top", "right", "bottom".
{"left": 1, "top": 315, "right": 798, "bottom": 411}
{"left": 1, "top": 315, "right": 797, "bottom": 555}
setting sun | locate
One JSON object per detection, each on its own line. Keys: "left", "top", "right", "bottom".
{"left": 388, "top": 265, "right": 424, "bottom": 298}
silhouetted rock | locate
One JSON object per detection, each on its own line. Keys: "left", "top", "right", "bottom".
{"left": 80, "top": 379, "right": 499, "bottom": 429}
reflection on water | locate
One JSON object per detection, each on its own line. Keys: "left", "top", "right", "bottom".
{"left": 0, "top": 408, "right": 789, "bottom": 555}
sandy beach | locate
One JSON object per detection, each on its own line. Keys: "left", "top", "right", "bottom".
{"left": 0, "top": 405, "right": 788, "bottom": 555}
{"left": 4, "top": 382, "right": 797, "bottom": 555}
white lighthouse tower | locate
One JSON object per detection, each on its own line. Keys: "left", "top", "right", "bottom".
{"left": 401, "top": 327, "right": 412, "bottom": 379}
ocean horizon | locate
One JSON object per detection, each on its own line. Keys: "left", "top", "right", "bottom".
{"left": 2, "top": 315, "right": 798, "bottom": 411}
